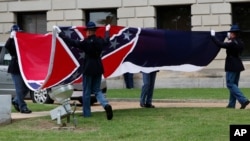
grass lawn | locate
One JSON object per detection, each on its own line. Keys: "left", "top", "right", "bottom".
{"left": 107, "top": 88, "right": 250, "bottom": 100}
{"left": 1, "top": 88, "right": 250, "bottom": 141}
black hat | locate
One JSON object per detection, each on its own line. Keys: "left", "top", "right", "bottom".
{"left": 10, "top": 24, "right": 21, "bottom": 32}
{"left": 85, "top": 21, "right": 98, "bottom": 30}
{"left": 229, "top": 25, "right": 240, "bottom": 32}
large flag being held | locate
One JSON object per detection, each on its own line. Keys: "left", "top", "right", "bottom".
{"left": 14, "top": 26, "right": 226, "bottom": 91}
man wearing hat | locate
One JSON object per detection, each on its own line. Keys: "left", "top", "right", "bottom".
{"left": 211, "top": 25, "right": 249, "bottom": 109}
{"left": 54, "top": 22, "right": 113, "bottom": 120}
{"left": 5, "top": 24, "right": 32, "bottom": 114}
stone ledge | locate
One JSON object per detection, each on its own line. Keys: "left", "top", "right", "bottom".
{"left": 0, "top": 95, "right": 11, "bottom": 125}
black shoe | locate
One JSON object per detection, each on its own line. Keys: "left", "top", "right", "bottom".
{"left": 104, "top": 104, "right": 113, "bottom": 120}
{"left": 145, "top": 104, "right": 155, "bottom": 108}
{"left": 20, "top": 108, "right": 32, "bottom": 114}
{"left": 12, "top": 100, "right": 20, "bottom": 112}
{"left": 140, "top": 103, "right": 145, "bottom": 108}
{"left": 226, "top": 106, "right": 235, "bottom": 109}
{"left": 240, "top": 101, "right": 250, "bottom": 109}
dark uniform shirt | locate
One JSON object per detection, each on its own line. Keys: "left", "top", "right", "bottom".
{"left": 212, "top": 36, "right": 245, "bottom": 72}
{"left": 59, "top": 32, "right": 110, "bottom": 76}
{"left": 5, "top": 38, "right": 20, "bottom": 74}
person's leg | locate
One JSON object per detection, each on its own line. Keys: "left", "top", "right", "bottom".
{"left": 227, "top": 72, "right": 241, "bottom": 108}
{"left": 92, "top": 75, "right": 113, "bottom": 120}
{"left": 123, "top": 73, "right": 128, "bottom": 88}
{"left": 123, "top": 73, "right": 134, "bottom": 89}
{"left": 145, "top": 72, "right": 157, "bottom": 106}
{"left": 140, "top": 73, "right": 150, "bottom": 106}
{"left": 127, "top": 73, "right": 134, "bottom": 89}
{"left": 234, "top": 72, "right": 249, "bottom": 109}
{"left": 227, "top": 91, "right": 236, "bottom": 108}
{"left": 92, "top": 75, "right": 108, "bottom": 107}
{"left": 123, "top": 73, "right": 129, "bottom": 88}
{"left": 226, "top": 72, "right": 249, "bottom": 108}
{"left": 11, "top": 95, "right": 19, "bottom": 112}
{"left": 226, "top": 72, "right": 236, "bottom": 108}
{"left": 82, "top": 75, "right": 92, "bottom": 117}
{"left": 11, "top": 74, "right": 30, "bottom": 113}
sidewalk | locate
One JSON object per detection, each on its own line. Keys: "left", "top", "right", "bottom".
{"left": 11, "top": 99, "right": 236, "bottom": 120}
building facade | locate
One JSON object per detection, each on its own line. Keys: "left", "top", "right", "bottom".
{"left": 0, "top": 0, "right": 249, "bottom": 88}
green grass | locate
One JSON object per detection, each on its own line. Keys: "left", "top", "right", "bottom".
{"left": 2, "top": 88, "right": 250, "bottom": 141}
{"left": 107, "top": 88, "right": 250, "bottom": 100}
{"left": 11, "top": 102, "right": 59, "bottom": 113}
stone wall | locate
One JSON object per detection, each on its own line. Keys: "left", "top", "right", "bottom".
{"left": 1, "top": 0, "right": 249, "bottom": 38}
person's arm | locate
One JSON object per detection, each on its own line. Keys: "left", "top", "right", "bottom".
{"left": 54, "top": 26, "right": 85, "bottom": 49}
{"left": 212, "top": 36, "right": 229, "bottom": 48}
{"left": 211, "top": 30, "right": 233, "bottom": 49}
{"left": 5, "top": 30, "right": 15, "bottom": 50}
{"left": 103, "top": 24, "right": 111, "bottom": 45}
{"left": 4, "top": 38, "right": 17, "bottom": 57}
{"left": 58, "top": 32, "right": 84, "bottom": 49}
{"left": 4, "top": 38, "right": 12, "bottom": 50}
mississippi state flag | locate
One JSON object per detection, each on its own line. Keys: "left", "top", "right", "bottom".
{"left": 14, "top": 26, "right": 226, "bottom": 91}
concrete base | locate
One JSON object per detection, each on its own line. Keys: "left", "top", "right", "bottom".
{"left": 0, "top": 95, "right": 11, "bottom": 125}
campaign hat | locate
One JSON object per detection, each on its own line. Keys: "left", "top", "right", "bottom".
{"left": 229, "top": 25, "right": 240, "bottom": 32}
{"left": 85, "top": 21, "right": 98, "bottom": 30}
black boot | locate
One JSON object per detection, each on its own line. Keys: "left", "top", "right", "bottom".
{"left": 104, "top": 104, "right": 113, "bottom": 120}
{"left": 12, "top": 100, "right": 20, "bottom": 112}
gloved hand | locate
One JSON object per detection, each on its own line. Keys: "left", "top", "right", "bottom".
{"left": 105, "top": 24, "right": 111, "bottom": 31}
{"left": 227, "top": 32, "right": 230, "bottom": 39}
{"left": 211, "top": 30, "right": 215, "bottom": 36}
{"left": 10, "top": 31, "right": 15, "bottom": 38}
{"left": 53, "top": 25, "right": 61, "bottom": 33}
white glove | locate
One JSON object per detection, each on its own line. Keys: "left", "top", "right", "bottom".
{"left": 53, "top": 25, "right": 61, "bottom": 33}
{"left": 10, "top": 31, "right": 15, "bottom": 38}
{"left": 227, "top": 32, "right": 230, "bottom": 39}
{"left": 211, "top": 30, "right": 215, "bottom": 36}
{"left": 105, "top": 24, "right": 111, "bottom": 31}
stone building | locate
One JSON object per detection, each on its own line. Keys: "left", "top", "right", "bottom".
{"left": 0, "top": 0, "right": 249, "bottom": 88}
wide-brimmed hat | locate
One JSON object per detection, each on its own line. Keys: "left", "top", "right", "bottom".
{"left": 85, "top": 21, "right": 98, "bottom": 30}
{"left": 10, "top": 24, "right": 21, "bottom": 32}
{"left": 229, "top": 25, "right": 240, "bottom": 32}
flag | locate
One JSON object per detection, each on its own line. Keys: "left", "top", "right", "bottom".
{"left": 14, "top": 32, "right": 79, "bottom": 91}
{"left": 58, "top": 26, "right": 226, "bottom": 78}
{"left": 14, "top": 32, "right": 51, "bottom": 90}
{"left": 102, "top": 27, "right": 226, "bottom": 78}
{"left": 14, "top": 26, "right": 227, "bottom": 90}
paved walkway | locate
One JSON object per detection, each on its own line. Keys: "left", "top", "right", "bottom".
{"left": 11, "top": 99, "right": 244, "bottom": 120}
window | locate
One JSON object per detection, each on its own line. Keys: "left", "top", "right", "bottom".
{"left": 156, "top": 6, "right": 191, "bottom": 31}
{"left": 86, "top": 9, "right": 117, "bottom": 26}
{"left": 232, "top": 3, "right": 250, "bottom": 58}
{"left": 17, "top": 12, "right": 47, "bottom": 34}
